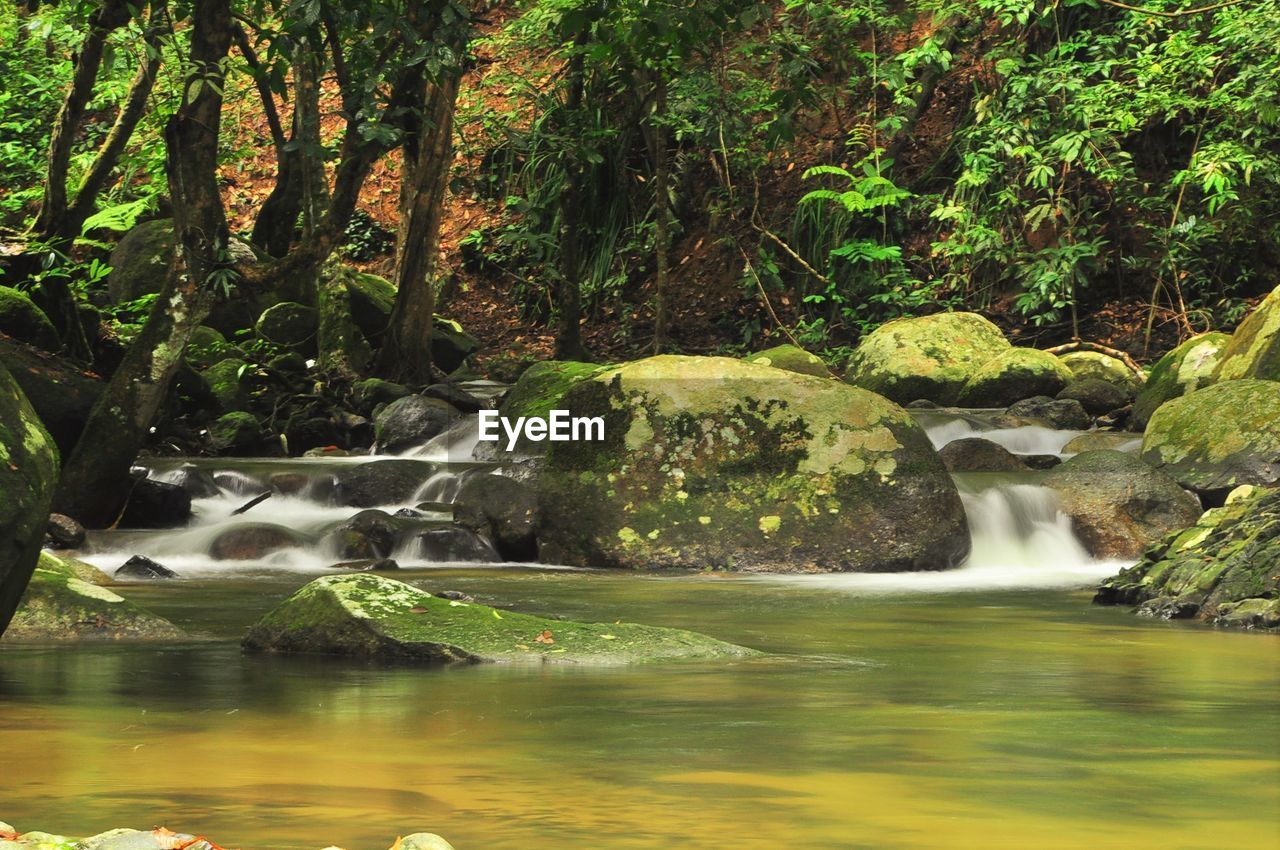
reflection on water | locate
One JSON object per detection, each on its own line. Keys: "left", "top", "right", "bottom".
{"left": 2, "top": 570, "right": 1278, "bottom": 849}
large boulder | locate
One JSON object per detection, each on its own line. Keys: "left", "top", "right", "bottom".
{"left": 1004, "top": 396, "right": 1092, "bottom": 430}
{"left": 1094, "top": 486, "right": 1280, "bottom": 630}
{"left": 106, "top": 219, "right": 175, "bottom": 303}
{"left": 0, "top": 286, "right": 60, "bottom": 351}
{"left": 200, "top": 358, "right": 248, "bottom": 412}
{"left": 1058, "top": 350, "right": 1142, "bottom": 394}
{"left": 5, "top": 552, "right": 183, "bottom": 641}
{"left": 1140, "top": 380, "right": 1280, "bottom": 497}
{"left": 0, "top": 336, "right": 102, "bottom": 456}
{"left": 242, "top": 573, "right": 759, "bottom": 664}
{"left": 938, "top": 437, "right": 1028, "bottom": 472}
{"left": 255, "top": 301, "right": 319, "bottom": 353}
{"left": 346, "top": 271, "right": 396, "bottom": 342}
{"left": 843, "top": 312, "right": 1011, "bottom": 405}
{"left": 1132, "top": 332, "right": 1230, "bottom": 429}
{"left": 373, "top": 395, "right": 460, "bottom": 454}
{"left": 1042, "top": 450, "right": 1202, "bottom": 560}
{"left": 743, "top": 344, "right": 828, "bottom": 377}
{"left": 956, "top": 348, "right": 1074, "bottom": 407}
{"left": 1056, "top": 378, "right": 1131, "bottom": 415}
{"left": 499, "top": 360, "right": 607, "bottom": 421}
{"left": 432, "top": 316, "right": 480, "bottom": 374}
{"left": 334, "top": 459, "right": 435, "bottom": 507}
{"left": 536, "top": 355, "right": 970, "bottom": 572}
{"left": 453, "top": 473, "right": 539, "bottom": 561}
{"left": 1213, "top": 284, "right": 1280, "bottom": 382}
{"left": 119, "top": 477, "right": 192, "bottom": 529}
{"left": 0, "top": 364, "right": 60, "bottom": 636}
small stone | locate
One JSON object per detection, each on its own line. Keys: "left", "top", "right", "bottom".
{"left": 46, "top": 512, "right": 86, "bottom": 549}
{"left": 116, "top": 555, "right": 178, "bottom": 580}
{"left": 330, "top": 558, "right": 400, "bottom": 571}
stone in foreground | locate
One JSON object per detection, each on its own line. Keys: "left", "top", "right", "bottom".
{"left": 1140, "top": 379, "right": 1280, "bottom": 496}
{"left": 5, "top": 553, "right": 183, "bottom": 642}
{"left": 0, "top": 826, "right": 454, "bottom": 850}
{"left": 537, "top": 355, "right": 969, "bottom": 572}
{"left": 243, "top": 573, "right": 758, "bottom": 664}
{"left": 1212, "top": 283, "right": 1280, "bottom": 382}
{"left": 1131, "top": 332, "right": 1229, "bottom": 429}
{"left": 1094, "top": 486, "right": 1280, "bottom": 631}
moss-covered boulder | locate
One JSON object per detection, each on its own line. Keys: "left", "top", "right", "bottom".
{"left": 256, "top": 301, "right": 319, "bottom": 353}
{"left": 4, "top": 552, "right": 183, "bottom": 641}
{"left": 956, "top": 348, "right": 1074, "bottom": 407}
{"left": 200, "top": 358, "right": 248, "bottom": 412}
{"left": 498, "top": 360, "right": 608, "bottom": 421}
{"left": 843, "top": 312, "right": 1011, "bottom": 404}
{"left": 1140, "top": 379, "right": 1280, "bottom": 496}
{"left": 1042, "top": 450, "right": 1202, "bottom": 560}
{"left": 208, "top": 411, "right": 262, "bottom": 453}
{"left": 1132, "top": 332, "right": 1230, "bottom": 429}
{"left": 1213, "top": 284, "right": 1280, "bottom": 383}
{"left": 0, "top": 286, "right": 60, "bottom": 351}
{"left": 0, "top": 362, "right": 60, "bottom": 636}
{"left": 1056, "top": 378, "right": 1131, "bottom": 415}
{"left": 243, "top": 573, "right": 758, "bottom": 664}
{"left": 346, "top": 271, "right": 396, "bottom": 342}
{"left": 0, "top": 337, "right": 102, "bottom": 457}
{"left": 106, "top": 219, "right": 175, "bottom": 303}
{"left": 536, "top": 355, "right": 969, "bottom": 572}
{"left": 184, "top": 325, "right": 240, "bottom": 370}
{"left": 432, "top": 316, "right": 481, "bottom": 374}
{"left": 743, "top": 344, "right": 828, "bottom": 377}
{"left": 1094, "top": 486, "right": 1280, "bottom": 630}
{"left": 1058, "top": 350, "right": 1142, "bottom": 393}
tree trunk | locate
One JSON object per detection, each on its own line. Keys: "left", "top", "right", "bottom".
{"left": 554, "top": 39, "right": 587, "bottom": 361}
{"left": 0, "top": 363, "right": 60, "bottom": 637}
{"left": 375, "top": 71, "right": 461, "bottom": 384}
{"left": 649, "top": 76, "right": 671, "bottom": 354}
{"left": 316, "top": 261, "right": 372, "bottom": 380}
{"left": 53, "top": 0, "right": 233, "bottom": 528}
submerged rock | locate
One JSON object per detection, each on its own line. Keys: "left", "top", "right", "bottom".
{"left": 1213, "top": 284, "right": 1280, "bottom": 382}
{"left": 1095, "top": 486, "right": 1280, "bottom": 631}
{"left": 322, "top": 509, "right": 422, "bottom": 559}
{"left": 1043, "top": 450, "right": 1202, "bottom": 560}
{"left": 242, "top": 573, "right": 759, "bottom": 664}
{"left": 938, "top": 437, "right": 1029, "bottom": 472}
{"left": 373, "top": 395, "right": 460, "bottom": 454}
{"left": 537, "top": 355, "right": 970, "bottom": 572}
{"left": 1132, "top": 332, "right": 1230, "bottom": 429}
{"left": 330, "top": 558, "right": 400, "bottom": 572}
{"left": 1140, "top": 379, "right": 1280, "bottom": 497}
{"left": 5, "top": 553, "right": 183, "bottom": 641}
{"left": 334, "top": 459, "right": 435, "bottom": 507}
{"left": 956, "top": 348, "right": 1074, "bottom": 407}
{"left": 843, "top": 312, "right": 1011, "bottom": 405}
{"left": 743, "top": 344, "right": 829, "bottom": 377}
{"left": 209, "top": 523, "right": 307, "bottom": 560}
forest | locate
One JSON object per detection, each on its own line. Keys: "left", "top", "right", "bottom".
{"left": 0, "top": 0, "right": 1278, "bottom": 847}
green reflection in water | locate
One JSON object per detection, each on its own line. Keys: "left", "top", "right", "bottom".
{"left": 1, "top": 569, "right": 1277, "bottom": 850}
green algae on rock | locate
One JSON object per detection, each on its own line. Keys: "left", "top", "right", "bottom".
{"left": 843, "top": 312, "right": 1011, "bottom": 404}
{"left": 956, "top": 347, "right": 1074, "bottom": 407}
{"left": 0, "top": 286, "right": 60, "bottom": 352}
{"left": 1058, "top": 350, "right": 1142, "bottom": 393}
{"left": 1043, "top": 450, "right": 1202, "bottom": 560}
{"left": 4, "top": 552, "right": 184, "bottom": 642}
{"left": 0, "top": 825, "right": 455, "bottom": 850}
{"left": 743, "top": 344, "right": 829, "bottom": 377}
{"left": 1094, "top": 486, "right": 1280, "bottom": 631}
{"left": 243, "top": 573, "right": 758, "bottom": 664}
{"left": 536, "top": 355, "right": 969, "bottom": 572}
{"left": 1212, "top": 284, "right": 1280, "bottom": 383}
{"left": 1140, "top": 379, "right": 1280, "bottom": 495}
{"left": 499, "top": 360, "right": 610, "bottom": 422}
{"left": 0, "top": 363, "right": 59, "bottom": 636}
{"left": 1131, "top": 332, "right": 1230, "bottom": 429}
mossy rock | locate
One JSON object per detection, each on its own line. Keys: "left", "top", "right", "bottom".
{"left": 0, "top": 336, "right": 101, "bottom": 457}
{"left": 106, "top": 219, "right": 175, "bottom": 303}
{"left": 256, "top": 301, "right": 319, "bottom": 353}
{"left": 432, "top": 316, "right": 481, "bottom": 374}
{"left": 1043, "top": 450, "right": 1202, "bottom": 560}
{"left": 200, "top": 358, "right": 248, "bottom": 412}
{"left": 499, "top": 360, "right": 609, "bottom": 422}
{"left": 0, "top": 286, "right": 59, "bottom": 351}
{"left": 536, "top": 355, "right": 970, "bottom": 572}
{"left": 346, "top": 272, "right": 397, "bottom": 342}
{"left": 209, "top": 411, "right": 261, "bottom": 452}
{"left": 1213, "top": 284, "right": 1280, "bottom": 382}
{"left": 956, "top": 347, "right": 1074, "bottom": 407}
{"left": 243, "top": 573, "right": 759, "bottom": 664}
{"left": 1140, "top": 379, "right": 1280, "bottom": 496}
{"left": 1056, "top": 377, "right": 1131, "bottom": 415}
{"left": 743, "top": 344, "right": 828, "bottom": 377}
{"left": 1095, "top": 486, "right": 1280, "bottom": 631}
{"left": 1058, "top": 351, "right": 1142, "bottom": 393}
{"left": 843, "top": 312, "right": 1011, "bottom": 404}
{"left": 184, "top": 325, "right": 241, "bottom": 370}
{"left": 1132, "top": 332, "right": 1230, "bottom": 429}
{"left": 5, "top": 552, "right": 184, "bottom": 641}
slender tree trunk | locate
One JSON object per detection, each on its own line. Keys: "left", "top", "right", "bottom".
{"left": 53, "top": 0, "right": 232, "bottom": 528}
{"left": 375, "top": 71, "right": 461, "bottom": 383}
{"left": 554, "top": 39, "right": 587, "bottom": 361}
{"left": 649, "top": 75, "right": 671, "bottom": 354}
{"left": 33, "top": 0, "right": 132, "bottom": 237}
{"left": 287, "top": 40, "right": 329, "bottom": 305}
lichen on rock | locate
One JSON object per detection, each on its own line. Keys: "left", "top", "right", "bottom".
{"left": 1212, "top": 283, "right": 1280, "bottom": 383}
{"left": 1132, "top": 332, "right": 1230, "bottom": 429}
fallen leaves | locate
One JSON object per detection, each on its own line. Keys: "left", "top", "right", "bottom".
{"left": 534, "top": 629, "right": 555, "bottom": 645}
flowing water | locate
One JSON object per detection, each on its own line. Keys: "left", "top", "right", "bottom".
{"left": 3, "top": 411, "right": 1278, "bottom": 848}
